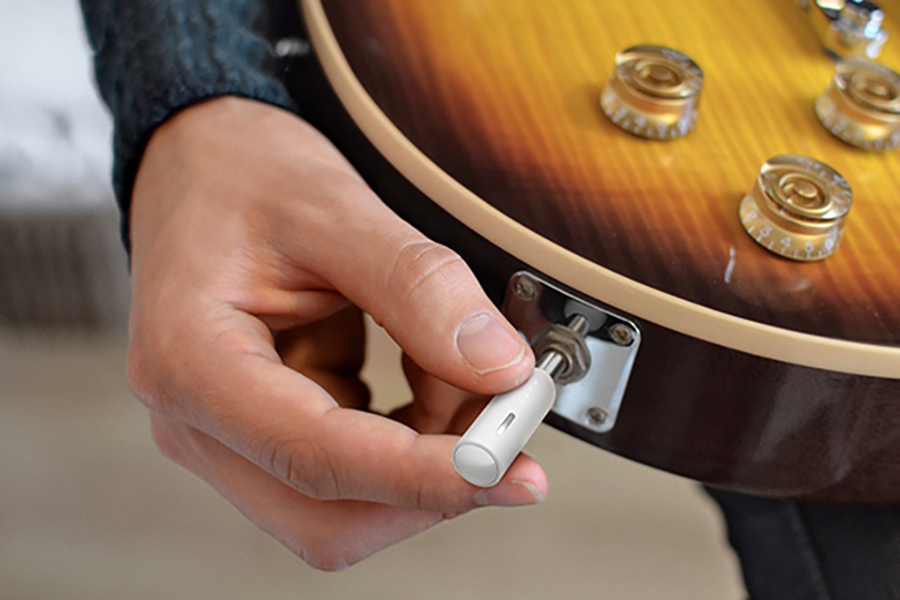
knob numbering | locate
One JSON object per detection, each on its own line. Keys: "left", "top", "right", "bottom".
{"left": 816, "top": 58, "right": 900, "bottom": 151}
{"left": 600, "top": 45, "right": 704, "bottom": 140}
{"left": 739, "top": 155, "right": 853, "bottom": 262}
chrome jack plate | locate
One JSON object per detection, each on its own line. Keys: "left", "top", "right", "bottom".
{"left": 502, "top": 272, "right": 641, "bottom": 434}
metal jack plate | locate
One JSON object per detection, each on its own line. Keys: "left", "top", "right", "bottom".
{"left": 502, "top": 272, "right": 641, "bottom": 434}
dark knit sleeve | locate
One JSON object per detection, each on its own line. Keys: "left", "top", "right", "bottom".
{"left": 79, "top": 0, "right": 297, "bottom": 246}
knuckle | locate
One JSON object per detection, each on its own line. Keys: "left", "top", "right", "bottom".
{"left": 125, "top": 344, "right": 164, "bottom": 412}
{"left": 291, "top": 538, "right": 352, "bottom": 572}
{"left": 286, "top": 168, "right": 370, "bottom": 234}
{"left": 149, "top": 415, "right": 184, "bottom": 466}
{"left": 125, "top": 307, "right": 189, "bottom": 416}
{"left": 415, "top": 480, "right": 427, "bottom": 510}
{"left": 126, "top": 332, "right": 185, "bottom": 416}
{"left": 387, "top": 241, "right": 469, "bottom": 304}
{"left": 411, "top": 467, "right": 465, "bottom": 513}
{"left": 258, "top": 433, "right": 341, "bottom": 500}
{"left": 126, "top": 317, "right": 239, "bottom": 418}
{"left": 324, "top": 168, "right": 369, "bottom": 200}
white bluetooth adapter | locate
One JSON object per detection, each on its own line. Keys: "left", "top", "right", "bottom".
{"left": 451, "top": 368, "right": 557, "bottom": 487}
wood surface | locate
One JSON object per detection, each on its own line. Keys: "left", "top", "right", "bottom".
{"left": 298, "top": 0, "right": 900, "bottom": 502}
{"left": 319, "top": 0, "right": 900, "bottom": 348}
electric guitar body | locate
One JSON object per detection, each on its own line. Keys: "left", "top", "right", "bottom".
{"left": 294, "top": 0, "right": 900, "bottom": 504}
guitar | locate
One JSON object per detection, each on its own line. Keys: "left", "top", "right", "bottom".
{"left": 292, "top": 0, "right": 900, "bottom": 504}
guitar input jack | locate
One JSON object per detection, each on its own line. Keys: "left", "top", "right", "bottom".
{"left": 452, "top": 313, "right": 600, "bottom": 487}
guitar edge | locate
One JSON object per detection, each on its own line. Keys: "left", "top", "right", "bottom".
{"left": 296, "top": 0, "right": 900, "bottom": 505}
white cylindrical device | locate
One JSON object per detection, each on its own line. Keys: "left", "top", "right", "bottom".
{"left": 452, "top": 369, "right": 557, "bottom": 487}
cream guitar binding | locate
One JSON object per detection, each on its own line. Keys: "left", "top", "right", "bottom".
{"left": 297, "top": 0, "right": 900, "bottom": 504}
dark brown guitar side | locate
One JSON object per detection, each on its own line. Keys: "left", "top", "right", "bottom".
{"left": 295, "top": 0, "right": 900, "bottom": 504}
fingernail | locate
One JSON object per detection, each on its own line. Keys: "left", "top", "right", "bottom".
{"left": 473, "top": 480, "right": 546, "bottom": 507}
{"left": 457, "top": 313, "right": 527, "bottom": 375}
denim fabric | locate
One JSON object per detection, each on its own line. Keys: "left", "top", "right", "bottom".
{"left": 706, "top": 486, "right": 900, "bottom": 599}
{"left": 79, "top": 0, "right": 295, "bottom": 247}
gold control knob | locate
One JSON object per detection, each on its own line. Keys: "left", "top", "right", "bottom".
{"left": 815, "top": 58, "right": 900, "bottom": 151}
{"left": 739, "top": 155, "right": 853, "bottom": 262}
{"left": 600, "top": 45, "right": 704, "bottom": 140}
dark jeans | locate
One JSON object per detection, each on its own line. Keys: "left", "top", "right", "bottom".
{"left": 705, "top": 486, "right": 900, "bottom": 599}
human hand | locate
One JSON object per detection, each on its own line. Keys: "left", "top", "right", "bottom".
{"left": 126, "top": 97, "right": 546, "bottom": 570}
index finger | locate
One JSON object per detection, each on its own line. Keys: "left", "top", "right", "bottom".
{"left": 165, "top": 308, "right": 547, "bottom": 511}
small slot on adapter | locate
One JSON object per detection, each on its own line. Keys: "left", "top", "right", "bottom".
{"left": 496, "top": 412, "right": 516, "bottom": 436}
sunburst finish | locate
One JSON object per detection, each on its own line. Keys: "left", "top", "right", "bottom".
{"left": 296, "top": 0, "right": 900, "bottom": 503}
{"left": 319, "top": 0, "right": 900, "bottom": 343}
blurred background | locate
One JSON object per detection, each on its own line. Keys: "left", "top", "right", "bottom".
{"left": 0, "top": 1, "right": 744, "bottom": 598}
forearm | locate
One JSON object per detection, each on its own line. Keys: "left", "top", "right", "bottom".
{"left": 80, "top": 0, "right": 296, "bottom": 246}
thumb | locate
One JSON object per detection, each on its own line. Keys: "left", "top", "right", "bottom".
{"left": 372, "top": 238, "right": 533, "bottom": 391}
{"left": 305, "top": 192, "right": 533, "bottom": 394}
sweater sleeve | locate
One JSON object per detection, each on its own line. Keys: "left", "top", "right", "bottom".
{"left": 79, "top": 0, "right": 297, "bottom": 247}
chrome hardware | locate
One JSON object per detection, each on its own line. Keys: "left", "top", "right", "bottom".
{"left": 585, "top": 407, "right": 609, "bottom": 427}
{"left": 502, "top": 273, "right": 641, "bottom": 434}
{"left": 609, "top": 323, "right": 636, "bottom": 347}
{"left": 531, "top": 315, "right": 592, "bottom": 385}
{"left": 512, "top": 273, "right": 538, "bottom": 300}
{"left": 800, "top": 0, "right": 888, "bottom": 59}
{"left": 739, "top": 155, "right": 853, "bottom": 261}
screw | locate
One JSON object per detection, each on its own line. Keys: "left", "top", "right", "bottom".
{"left": 586, "top": 407, "right": 608, "bottom": 426}
{"left": 609, "top": 323, "right": 635, "bottom": 346}
{"left": 513, "top": 275, "right": 537, "bottom": 300}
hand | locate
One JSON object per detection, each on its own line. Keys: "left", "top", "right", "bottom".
{"left": 127, "top": 97, "right": 545, "bottom": 570}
